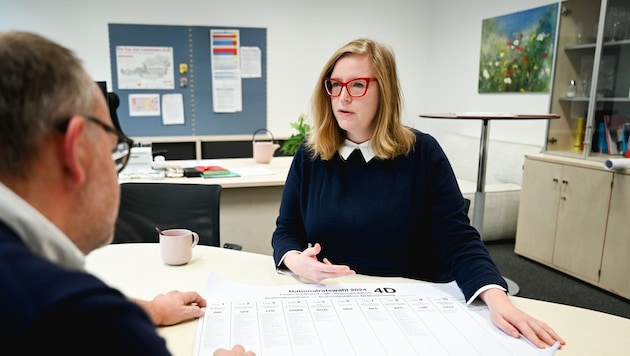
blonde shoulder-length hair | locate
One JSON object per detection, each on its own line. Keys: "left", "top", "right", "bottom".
{"left": 305, "top": 38, "right": 415, "bottom": 160}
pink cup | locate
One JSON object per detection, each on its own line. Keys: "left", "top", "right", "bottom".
{"left": 159, "top": 229, "right": 199, "bottom": 265}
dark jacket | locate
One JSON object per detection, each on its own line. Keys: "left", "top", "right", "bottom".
{"left": 272, "top": 129, "right": 508, "bottom": 300}
{"left": 0, "top": 221, "right": 171, "bottom": 355}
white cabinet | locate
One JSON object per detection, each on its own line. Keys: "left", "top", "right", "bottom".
{"left": 515, "top": 155, "right": 628, "bottom": 296}
{"left": 514, "top": 159, "right": 563, "bottom": 264}
{"left": 550, "top": 164, "right": 612, "bottom": 284}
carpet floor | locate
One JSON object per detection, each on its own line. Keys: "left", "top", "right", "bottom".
{"left": 484, "top": 239, "right": 630, "bottom": 319}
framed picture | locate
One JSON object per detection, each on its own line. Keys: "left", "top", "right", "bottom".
{"left": 478, "top": 4, "right": 559, "bottom": 93}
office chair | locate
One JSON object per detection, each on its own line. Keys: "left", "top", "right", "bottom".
{"left": 113, "top": 182, "right": 241, "bottom": 250}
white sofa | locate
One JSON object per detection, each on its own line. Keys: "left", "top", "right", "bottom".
{"left": 439, "top": 133, "right": 543, "bottom": 241}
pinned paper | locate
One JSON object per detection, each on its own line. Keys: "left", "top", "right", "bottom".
{"left": 162, "top": 93, "right": 185, "bottom": 125}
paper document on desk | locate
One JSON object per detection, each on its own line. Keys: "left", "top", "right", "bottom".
{"left": 152, "top": 159, "right": 223, "bottom": 169}
{"left": 194, "top": 273, "right": 558, "bottom": 356}
{"left": 229, "top": 166, "right": 273, "bottom": 176}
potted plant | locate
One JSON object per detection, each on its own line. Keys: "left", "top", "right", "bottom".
{"left": 280, "top": 113, "right": 311, "bottom": 155}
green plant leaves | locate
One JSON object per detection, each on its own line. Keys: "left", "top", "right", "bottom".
{"left": 281, "top": 113, "right": 311, "bottom": 155}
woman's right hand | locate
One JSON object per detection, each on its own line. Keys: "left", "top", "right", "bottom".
{"left": 283, "top": 243, "right": 356, "bottom": 283}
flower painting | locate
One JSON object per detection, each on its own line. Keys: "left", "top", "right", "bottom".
{"left": 478, "top": 4, "right": 559, "bottom": 93}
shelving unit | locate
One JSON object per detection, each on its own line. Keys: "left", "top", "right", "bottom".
{"left": 546, "top": 0, "right": 630, "bottom": 158}
{"left": 516, "top": 0, "right": 630, "bottom": 300}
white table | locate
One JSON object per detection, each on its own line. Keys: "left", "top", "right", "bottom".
{"left": 86, "top": 243, "right": 630, "bottom": 356}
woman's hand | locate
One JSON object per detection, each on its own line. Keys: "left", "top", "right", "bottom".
{"left": 481, "top": 288, "right": 565, "bottom": 349}
{"left": 283, "top": 243, "right": 356, "bottom": 283}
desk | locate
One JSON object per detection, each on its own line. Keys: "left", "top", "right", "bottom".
{"left": 419, "top": 113, "right": 558, "bottom": 234}
{"left": 86, "top": 243, "right": 630, "bottom": 356}
{"left": 121, "top": 156, "right": 293, "bottom": 188}
{"left": 119, "top": 157, "right": 293, "bottom": 255}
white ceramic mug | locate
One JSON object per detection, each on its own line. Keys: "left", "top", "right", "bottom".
{"left": 159, "top": 229, "right": 199, "bottom": 265}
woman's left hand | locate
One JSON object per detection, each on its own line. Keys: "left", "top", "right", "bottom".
{"left": 481, "top": 288, "right": 566, "bottom": 349}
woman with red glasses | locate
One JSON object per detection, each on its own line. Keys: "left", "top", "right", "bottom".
{"left": 272, "top": 38, "right": 564, "bottom": 350}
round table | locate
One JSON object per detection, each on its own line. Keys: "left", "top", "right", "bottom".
{"left": 86, "top": 243, "right": 630, "bottom": 356}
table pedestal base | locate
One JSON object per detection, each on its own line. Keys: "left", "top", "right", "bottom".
{"left": 505, "top": 276, "right": 520, "bottom": 296}
{"left": 472, "top": 191, "right": 486, "bottom": 233}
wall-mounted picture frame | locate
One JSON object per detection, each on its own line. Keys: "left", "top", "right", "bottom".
{"left": 478, "top": 3, "right": 559, "bottom": 93}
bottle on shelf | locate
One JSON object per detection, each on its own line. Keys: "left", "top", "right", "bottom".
{"left": 573, "top": 116, "right": 586, "bottom": 152}
{"left": 566, "top": 80, "right": 577, "bottom": 97}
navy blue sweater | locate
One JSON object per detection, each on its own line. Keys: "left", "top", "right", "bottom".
{"left": 0, "top": 221, "right": 170, "bottom": 355}
{"left": 272, "top": 129, "right": 508, "bottom": 300}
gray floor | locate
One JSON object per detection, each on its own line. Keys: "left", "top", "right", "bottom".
{"left": 484, "top": 239, "right": 630, "bottom": 320}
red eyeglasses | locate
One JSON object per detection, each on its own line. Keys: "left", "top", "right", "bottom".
{"left": 324, "top": 77, "right": 377, "bottom": 97}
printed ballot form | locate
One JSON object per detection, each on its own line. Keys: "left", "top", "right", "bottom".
{"left": 195, "top": 273, "right": 559, "bottom": 356}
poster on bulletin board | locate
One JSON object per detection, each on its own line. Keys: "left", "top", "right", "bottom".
{"left": 108, "top": 23, "right": 267, "bottom": 137}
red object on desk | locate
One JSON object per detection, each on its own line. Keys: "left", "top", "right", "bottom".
{"left": 195, "top": 165, "right": 230, "bottom": 173}
{"left": 194, "top": 166, "right": 239, "bottom": 178}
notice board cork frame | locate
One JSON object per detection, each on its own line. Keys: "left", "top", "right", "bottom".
{"left": 108, "top": 23, "right": 267, "bottom": 138}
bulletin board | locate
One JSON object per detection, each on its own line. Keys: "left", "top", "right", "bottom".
{"left": 108, "top": 23, "right": 266, "bottom": 137}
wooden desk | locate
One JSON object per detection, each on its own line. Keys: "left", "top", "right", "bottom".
{"left": 119, "top": 157, "right": 293, "bottom": 255}
{"left": 419, "top": 113, "right": 558, "bottom": 234}
{"left": 86, "top": 243, "right": 630, "bottom": 356}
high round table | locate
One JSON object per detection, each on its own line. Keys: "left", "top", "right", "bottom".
{"left": 85, "top": 243, "right": 630, "bottom": 356}
{"left": 419, "top": 113, "right": 559, "bottom": 234}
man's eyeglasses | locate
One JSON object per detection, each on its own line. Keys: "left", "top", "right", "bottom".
{"left": 56, "top": 115, "right": 134, "bottom": 173}
{"left": 324, "top": 77, "right": 377, "bottom": 98}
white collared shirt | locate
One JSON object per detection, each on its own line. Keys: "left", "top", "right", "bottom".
{"left": 0, "top": 182, "right": 85, "bottom": 271}
{"left": 338, "top": 139, "right": 375, "bottom": 162}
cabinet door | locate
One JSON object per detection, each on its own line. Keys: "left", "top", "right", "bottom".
{"left": 599, "top": 172, "right": 630, "bottom": 299}
{"left": 552, "top": 166, "right": 612, "bottom": 283}
{"left": 515, "top": 159, "right": 563, "bottom": 263}
{"left": 591, "top": 0, "right": 630, "bottom": 159}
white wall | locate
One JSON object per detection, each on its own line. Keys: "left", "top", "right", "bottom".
{"left": 424, "top": 0, "right": 558, "bottom": 146}
{"left": 0, "top": 0, "right": 556, "bottom": 146}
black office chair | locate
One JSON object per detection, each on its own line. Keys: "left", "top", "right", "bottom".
{"left": 113, "top": 182, "right": 241, "bottom": 250}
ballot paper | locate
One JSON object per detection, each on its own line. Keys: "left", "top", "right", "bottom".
{"left": 194, "top": 273, "right": 559, "bottom": 356}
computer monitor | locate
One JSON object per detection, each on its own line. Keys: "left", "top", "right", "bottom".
{"left": 96, "top": 81, "right": 107, "bottom": 99}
